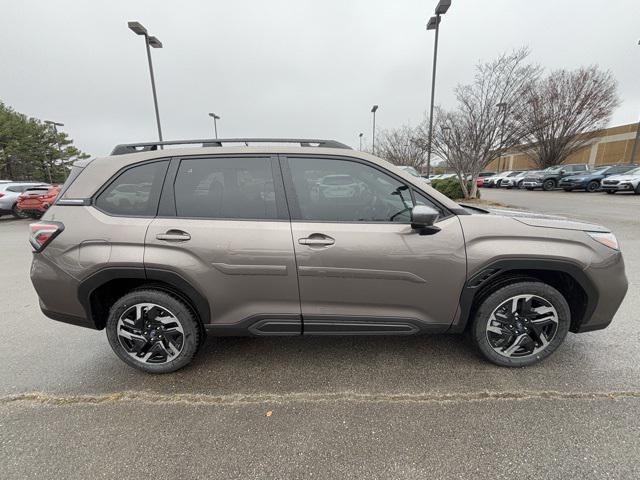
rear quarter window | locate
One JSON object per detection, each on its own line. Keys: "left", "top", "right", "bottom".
{"left": 95, "top": 161, "right": 168, "bottom": 217}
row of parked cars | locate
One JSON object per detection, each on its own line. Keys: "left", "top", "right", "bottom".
{"left": 0, "top": 180, "right": 61, "bottom": 219}
{"left": 479, "top": 163, "right": 640, "bottom": 194}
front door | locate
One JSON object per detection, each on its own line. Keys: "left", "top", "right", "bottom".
{"left": 281, "top": 155, "right": 466, "bottom": 334}
{"left": 144, "top": 155, "right": 301, "bottom": 335}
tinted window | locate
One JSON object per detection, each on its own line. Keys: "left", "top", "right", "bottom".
{"left": 174, "top": 157, "right": 278, "bottom": 219}
{"left": 606, "top": 165, "right": 634, "bottom": 175}
{"left": 572, "top": 165, "right": 587, "bottom": 171}
{"left": 287, "top": 157, "right": 415, "bottom": 222}
{"left": 96, "top": 161, "right": 167, "bottom": 216}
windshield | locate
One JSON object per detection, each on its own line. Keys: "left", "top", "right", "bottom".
{"left": 624, "top": 167, "right": 640, "bottom": 176}
{"left": 399, "top": 166, "right": 420, "bottom": 177}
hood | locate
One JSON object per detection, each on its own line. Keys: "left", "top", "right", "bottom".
{"left": 461, "top": 205, "right": 610, "bottom": 232}
{"left": 606, "top": 173, "right": 640, "bottom": 181}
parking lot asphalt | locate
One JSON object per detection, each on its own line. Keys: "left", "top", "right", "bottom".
{"left": 1, "top": 189, "right": 639, "bottom": 479}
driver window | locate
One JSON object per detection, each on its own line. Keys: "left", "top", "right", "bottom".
{"left": 287, "top": 157, "right": 413, "bottom": 222}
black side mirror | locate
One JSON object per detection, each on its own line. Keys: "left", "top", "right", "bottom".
{"left": 411, "top": 205, "right": 441, "bottom": 235}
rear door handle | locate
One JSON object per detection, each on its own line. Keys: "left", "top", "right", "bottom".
{"left": 298, "top": 234, "right": 335, "bottom": 247}
{"left": 156, "top": 230, "right": 191, "bottom": 242}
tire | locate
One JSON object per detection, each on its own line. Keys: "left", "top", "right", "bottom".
{"left": 526, "top": 187, "right": 534, "bottom": 191}
{"left": 635, "top": 184, "right": 640, "bottom": 195}
{"left": 106, "top": 289, "right": 202, "bottom": 373}
{"left": 586, "top": 181, "right": 600, "bottom": 193}
{"left": 542, "top": 179, "right": 556, "bottom": 191}
{"left": 470, "top": 281, "right": 570, "bottom": 367}
{"left": 11, "top": 204, "right": 29, "bottom": 219}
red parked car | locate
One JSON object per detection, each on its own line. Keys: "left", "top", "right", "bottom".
{"left": 476, "top": 171, "right": 496, "bottom": 188}
{"left": 16, "top": 185, "right": 61, "bottom": 219}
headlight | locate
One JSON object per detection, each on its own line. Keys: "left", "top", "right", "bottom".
{"left": 587, "top": 232, "right": 619, "bottom": 250}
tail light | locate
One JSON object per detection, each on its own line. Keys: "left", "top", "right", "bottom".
{"left": 0, "top": 192, "right": 4, "bottom": 198}
{"left": 29, "top": 221, "right": 65, "bottom": 252}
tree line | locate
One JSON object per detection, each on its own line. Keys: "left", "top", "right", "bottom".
{"left": 374, "top": 48, "right": 619, "bottom": 199}
{"left": 0, "top": 102, "right": 89, "bottom": 183}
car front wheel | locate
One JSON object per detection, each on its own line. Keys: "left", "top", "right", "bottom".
{"left": 542, "top": 179, "right": 556, "bottom": 191}
{"left": 470, "top": 281, "right": 570, "bottom": 367}
{"left": 586, "top": 181, "right": 600, "bottom": 193}
{"left": 106, "top": 289, "right": 202, "bottom": 373}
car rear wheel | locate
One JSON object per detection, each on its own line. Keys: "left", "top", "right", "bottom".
{"left": 542, "top": 179, "right": 556, "bottom": 191}
{"left": 586, "top": 181, "right": 600, "bottom": 193}
{"left": 470, "top": 281, "right": 570, "bottom": 367}
{"left": 11, "top": 204, "right": 29, "bottom": 219}
{"left": 106, "top": 289, "right": 202, "bottom": 373}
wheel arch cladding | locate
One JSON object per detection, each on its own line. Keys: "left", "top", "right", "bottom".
{"left": 78, "top": 267, "right": 210, "bottom": 330}
{"left": 456, "top": 259, "right": 595, "bottom": 334}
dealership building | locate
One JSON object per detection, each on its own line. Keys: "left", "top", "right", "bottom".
{"left": 487, "top": 122, "right": 640, "bottom": 172}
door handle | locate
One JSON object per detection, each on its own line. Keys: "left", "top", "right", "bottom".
{"left": 298, "top": 234, "right": 335, "bottom": 247}
{"left": 156, "top": 230, "right": 191, "bottom": 242}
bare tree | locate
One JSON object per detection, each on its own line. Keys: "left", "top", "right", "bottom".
{"left": 519, "top": 66, "right": 619, "bottom": 168}
{"left": 374, "top": 124, "right": 429, "bottom": 168}
{"left": 428, "top": 48, "right": 540, "bottom": 199}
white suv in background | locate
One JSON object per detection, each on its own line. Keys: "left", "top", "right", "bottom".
{"left": 601, "top": 167, "right": 640, "bottom": 194}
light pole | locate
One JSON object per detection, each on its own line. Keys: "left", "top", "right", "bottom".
{"left": 371, "top": 105, "right": 379, "bottom": 154}
{"left": 497, "top": 102, "right": 508, "bottom": 171}
{"left": 128, "top": 21, "right": 164, "bottom": 143}
{"left": 208, "top": 113, "right": 221, "bottom": 139}
{"left": 424, "top": 0, "right": 451, "bottom": 178}
{"left": 359, "top": 132, "right": 364, "bottom": 150}
{"left": 630, "top": 39, "right": 640, "bottom": 164}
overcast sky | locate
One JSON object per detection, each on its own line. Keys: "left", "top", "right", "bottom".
{"left": 1, "top": 0, "right": 639, "bottom": 157}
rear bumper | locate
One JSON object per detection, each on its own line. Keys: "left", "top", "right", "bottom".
{"left": 40, "top": 304, "right": 96, "bottom": 330}
{"left": 521, "top": 180, "right": 542, "bottom": 188}
{"left": 31, "top": 252, "right": 91, "bottom": 327}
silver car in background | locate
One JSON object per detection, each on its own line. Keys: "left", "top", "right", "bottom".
{"left": 0, "top": 182, "right": 50, "bottom": 218}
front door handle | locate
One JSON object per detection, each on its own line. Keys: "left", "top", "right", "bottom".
{"left": 156, "top": 229, "right": 191, "bottom": 242}
{"left": 298, "top": 234, "right": 335, "bottom": 247}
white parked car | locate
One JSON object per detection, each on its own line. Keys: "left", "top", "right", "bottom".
{"left": 484, "top": 171, "right": 522, "bottom": 188}
{"left": 397, "top": 166, "right": 431, "bottom": 184}
{"left": 0, "top": 182, "right": 51, "bottom": 218}
{"left": 601, "top": 167, "right": 640, "bottom": 194}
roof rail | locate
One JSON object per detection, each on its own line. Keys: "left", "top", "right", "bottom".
{"left": 111, "top": 138, "right": 352, "bottom": 155}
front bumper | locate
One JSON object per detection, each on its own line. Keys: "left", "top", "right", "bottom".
{"left": 601, "top": 182, "right": 635, "bottom": 192}
{"left": 576, "top": 251, "right": 628, "bottom": 332}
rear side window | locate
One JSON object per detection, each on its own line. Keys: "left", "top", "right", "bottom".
{"left": 174, "top": 157, "right": 278, "bottom": 219}
{"left": 95, "top": 161, "right": 168, "bottom": 216}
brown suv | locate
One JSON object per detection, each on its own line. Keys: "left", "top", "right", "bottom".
{"left": 29, "top": 139, "right": 628, "bottom": 373}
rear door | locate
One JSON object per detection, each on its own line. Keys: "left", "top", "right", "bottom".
{"left": 281, "top": 155, "right": 467, "bottom": 335}
{"left": 144, "top": 155, "right": 301, "bottom": 334}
